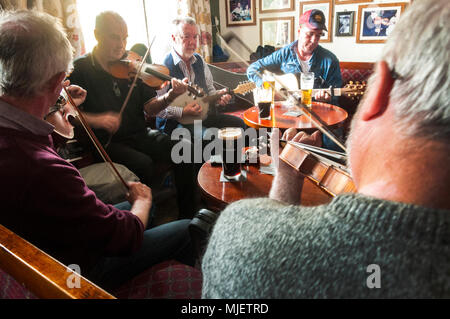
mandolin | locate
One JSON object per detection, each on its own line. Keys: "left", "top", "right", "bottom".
{"left": 173, "top": 81, "right": 256, "bottom": 125}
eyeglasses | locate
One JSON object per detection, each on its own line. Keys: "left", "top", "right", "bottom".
{"left": 177, "top": 34, "right": 199, "bottom": 41}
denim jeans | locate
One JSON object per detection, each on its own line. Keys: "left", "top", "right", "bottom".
{"left": 87, "top": 202, "right": 195, "bottom": 291}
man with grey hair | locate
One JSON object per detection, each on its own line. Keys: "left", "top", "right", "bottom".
{"left": 155, "top": 16, "right": 246, "bottom": 139}
{"left": 201, "top": 0, "right": 450, "bottom": 298}
{"left": 0, "top": 10, "right": 194, "bottom": 292}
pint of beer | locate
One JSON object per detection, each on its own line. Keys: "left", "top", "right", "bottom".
{"left": 218, "top": 128, "right": 243, "bottom": 180}
{"left": 263, "top": 73, "right": 275, "bottom": 106}
{"left": 300, "top": 72, "right": 314, "bottom": 108}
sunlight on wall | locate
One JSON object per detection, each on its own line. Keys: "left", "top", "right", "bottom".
{"left": 77, "top": 0, "right": 178, "bottom": 63}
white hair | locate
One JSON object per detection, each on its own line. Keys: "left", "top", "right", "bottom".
{"left": 0, "top": 10, "right": 73, "bottom": 97}
{"left": 381, "top": 0, "right": 450, "bottom": 141}
{"left": 171, "top": 16, "right": 198, "bottom": 36}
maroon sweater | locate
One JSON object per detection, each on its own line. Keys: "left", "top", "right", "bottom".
{"left": 0, "top": 127, "right": 144, "bottom": 272}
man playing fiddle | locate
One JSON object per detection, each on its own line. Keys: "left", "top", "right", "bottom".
{"left": 69, "top": 11, "right": 198, "bottom": 218}
{"left": 0, "top": 10, "right": 194, "bottom": 291}
{"left": 202, "top": 0, "right": 450, "bottom": 298}
{"left": 155, "top": 16, "right": 247, "bottom": 140}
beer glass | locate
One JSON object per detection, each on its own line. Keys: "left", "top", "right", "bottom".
{"left": 300, "top": 72, "right": 315, "bottom": 108}
{"left": 218, "top": 128, "right": 243, "bottom": 180}
{"left": 253, "top": 87, "right": 272, "bottom": 119}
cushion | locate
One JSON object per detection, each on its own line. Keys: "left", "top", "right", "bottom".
{"left": 113, "top": 260, "right": 202, "bottom": 299}
{"left": 79, "top": 162, "right": 140, "bottom": 204}
{"left": 0, "top": 268, "right": 37, "bottom": 299}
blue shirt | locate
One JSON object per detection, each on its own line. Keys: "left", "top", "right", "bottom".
{"left": 247, "top": 41, "right": 342, "bottom": 105}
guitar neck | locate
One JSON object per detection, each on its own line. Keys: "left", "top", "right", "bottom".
{"left": 202, "top": 88, "right": 232, "bottom": 104}
{"left": 312, "top": 88, "right": 343, "bottom": 97}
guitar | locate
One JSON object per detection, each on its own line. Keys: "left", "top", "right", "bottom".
{"left": 172, "top": 82, "right": 256, "bottom": 125}
{"left": 270, "top": 72, "right": 366, "bottom": 101}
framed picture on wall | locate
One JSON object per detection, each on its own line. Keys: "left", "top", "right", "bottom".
{"left": 335, "top": 0, "right": 372, "bottom": 4}
{"left": 260, "top": 17, "right": 295, "bottom": 48}
{"left": 335, "top": 11, "right": 354, "bottom": 37}
{"left": 299, "top": 0, "right": 333, "bottom": 43}
{"left": 226, "top": 0, "right": 257, "bottom": 27}
{"left": 259, "top": 0, "right": 295, "bottom": 13}
{"left": 356, "top": 2, "right": 407, "bottom": 43}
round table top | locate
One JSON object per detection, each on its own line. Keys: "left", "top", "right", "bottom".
{"left": 243, "top": 101, "right": 348, "bottom": 130}
{"left": 197, "top": 161, "right": 331, "bottom": 212}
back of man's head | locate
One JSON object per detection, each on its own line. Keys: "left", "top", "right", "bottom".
{"left": 381, "top": 0, "right": 449, "bottom": 141}
{"left": 0, "top": 10, "right": 73, "bottom": 98}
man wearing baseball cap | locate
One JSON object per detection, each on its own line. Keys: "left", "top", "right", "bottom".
{"left": 247, "top": 9, "right": 343, "bottom": 150}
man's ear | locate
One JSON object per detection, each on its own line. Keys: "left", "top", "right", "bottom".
{"left": 94, "top": 29, "right": 100, "bottom": 42}
{"left": 47, "top": 72, "right": 66, "bottom": 95}
{"left": 359, "top": 60, "right": 395, "bottom": 121}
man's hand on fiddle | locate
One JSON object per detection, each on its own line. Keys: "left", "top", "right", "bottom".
{"left": 63, "top": 80, "right": 87, "bottom": 106}
{"left": 182, "top": 101, "right": 202, "bottom": 117}
{"left": 282, "top": 128, "right": 322, "bottom": 147}
{"left": 269, "top": 128, "right": 322, "bottom": 205}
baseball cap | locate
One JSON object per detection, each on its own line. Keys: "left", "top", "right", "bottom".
{"left": 299, "top": 9, "right": 327, "bottom": 31}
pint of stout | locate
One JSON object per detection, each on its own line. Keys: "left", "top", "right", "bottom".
{"left": 218, "top": 127, "right": 243, "bottom": 180}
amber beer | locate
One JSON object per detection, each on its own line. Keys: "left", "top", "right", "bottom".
{"left": 300, "top": 72, "right": 315, "bottom": 108}
{"left": 218, "top": 128, "right": 243, "bottom": 180}
{"left": 301, "top": 89, "right": 313, "bottom": 107}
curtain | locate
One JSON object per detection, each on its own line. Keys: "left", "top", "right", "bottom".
{"left": 0, "top": 0, "right": 85, "bottom": 58}
{"left": 176, "top": 0, "right": 213, "bottom": 63}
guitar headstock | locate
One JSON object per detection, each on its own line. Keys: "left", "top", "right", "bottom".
{"left": 342, "top": 81, "right": 367, "bottom": 101}
{"left": 233, "top": 81, "right": 256, "bottom": 96}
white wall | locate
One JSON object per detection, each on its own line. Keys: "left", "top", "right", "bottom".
{"left": 218, "top": 0, "right": 410, "bottom": 63}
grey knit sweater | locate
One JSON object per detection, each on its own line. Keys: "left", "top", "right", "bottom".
{"left": 201, "top": 194, "right": 450, "bottom": 298}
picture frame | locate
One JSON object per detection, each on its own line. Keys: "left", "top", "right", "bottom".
{"left": 259, "top": 0, "right": 295, "bottom": 13}
{"left": 260, "top": 17, "right": 295, "bottom": 48}
{"left": 299, "top": 0, "right": 333, "bottom": 43}
{"left": 356, "top": 2, "right": 407, "bottom": 43}
{"left": 335, "top": 11, "right": 354, "bottom": 37}
{"left": 335, "top": 0, "right": 372, "bottom": 4}
{"left": 226, "top": 0, "right": 257, "bottom": 27}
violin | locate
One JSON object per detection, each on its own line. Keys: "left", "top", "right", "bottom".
{"left": 45, "top": 93, "right": 77, "bottom": 139}
{"left": 45, "top": 88, "right": 129, "bottom": 192}
{"left": 279, "top": 140, "right": 356, "bottom": 197}
{"left": 108, "top": 51, "right": 204, "bottom": 97}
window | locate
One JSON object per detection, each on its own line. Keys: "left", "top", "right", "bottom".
{"left": 77, "top": 0, "right": 178, "bottom": 63}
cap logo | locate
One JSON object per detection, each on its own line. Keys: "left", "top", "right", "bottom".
{"left": 314, "top": 14, "right": 322, "bottom": 22}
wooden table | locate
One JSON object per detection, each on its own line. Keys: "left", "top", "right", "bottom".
{"left": 243, "top": 101, "right": 348, "bottom": 130}
{"left": 197, "top": 161, "right": 331, "bottom": 212}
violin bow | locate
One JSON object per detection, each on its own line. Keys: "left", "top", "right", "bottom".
{"left": 63, "top": 87, "right": 129, "bottom": 193}
{"left": 216, "top": 32, "right": 347, "bottom": 153}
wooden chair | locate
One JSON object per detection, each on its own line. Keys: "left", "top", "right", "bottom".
{"left": 0, "top": 224, "right": 114, "bottom": 299}
{"left": 0, "top": 223, "right": 203, "bottom": 299}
